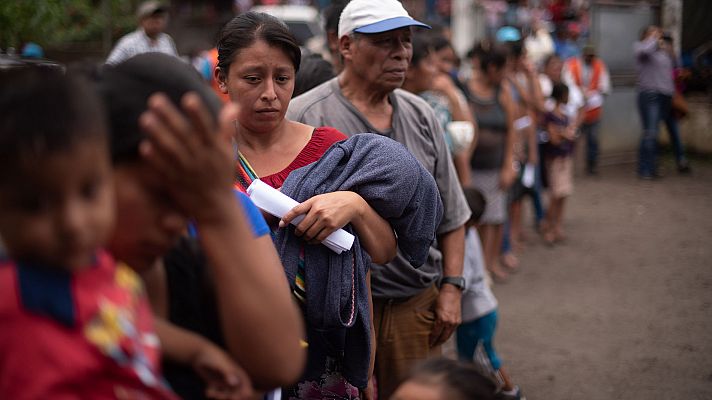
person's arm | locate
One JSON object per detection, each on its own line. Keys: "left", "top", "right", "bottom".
{"left": 155, "top": 318, "right": 254, "bottom": 399}
{"left": 428, "top": 225, "right": 465, "bottom": 347}
{"left": 526, "top": 110, "right": 539, "bottom": 165}
{"left": 280, "top": 191, "right": 397, "bottom": 264}
{"left": 599, "top": 62, "right": 612, "bottom": 95}
{"left": 499, "top": 84, "right": 517, "bottom": 190}
{"left": 139, "top": 93, "right": 306, "bottom": 389}
{"left": 634, "top": 37, "right": 659, "bottom": 60}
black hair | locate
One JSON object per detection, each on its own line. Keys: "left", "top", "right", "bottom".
{"left": 467, "top": 40, "right": 493, "bottom": 69}
{"left": 98, "top": 52, "right": 222, "bottom": 164}
{"left": 410, "top": 34, "right": 432, "bottom": 67}
{"left": 479, "top": 46, "right": 508, "bottom": 72}
{"left": 464, "top": 187, "right": 486, "bottom": 224}
{"left": 551, "top": 82, "right": 569, "bottom": 103}
{"left": 0, "top": 67, "right": 107, "bottom": 179}
{"left": 216, "top": 11, "right": 301, "bottom": 77}
{"left": 404, "top": 358, "right": 503, "bottom": 400}
{"left": 508, "top": 40, "right": 524, "bottom": 59}
{"left": 324, "top": 0, "right": 349, "bottom": 33}
{"left": 294, "top": 53, "right": 335, "bottom": 97}
{"left": 430, "top": 34, "right": 452, "bottom": 53}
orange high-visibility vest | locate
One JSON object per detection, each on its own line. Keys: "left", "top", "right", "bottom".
{"left": 208, "top": 47, "right": 230, "bottom": 104}
{"left": 568, "top": 57, "right": 605, "bottom": 123}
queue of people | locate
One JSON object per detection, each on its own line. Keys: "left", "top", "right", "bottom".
{"left": 0, "top": 1, "right": 693, "bottom": 400}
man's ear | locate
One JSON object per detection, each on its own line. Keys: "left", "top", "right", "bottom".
{"left": 214, "top": 67, "right": 228, "bottom": 94}
{"left": 339, "top": 35, "right": 354, "bottom": 62}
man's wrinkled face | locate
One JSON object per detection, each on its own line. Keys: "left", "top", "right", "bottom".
{"left": 343, "top": 27, "right": 414, "bottom": 92}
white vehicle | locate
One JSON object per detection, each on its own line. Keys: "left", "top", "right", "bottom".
{"left": 250, "top": 5, "right": 326, "bottom": 56}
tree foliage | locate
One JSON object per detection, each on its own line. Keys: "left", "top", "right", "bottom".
{"left": 0, "top": 0, "right": 136, "bottom": 49}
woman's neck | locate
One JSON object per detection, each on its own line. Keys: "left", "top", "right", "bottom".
{"left": 235, "top": 119, "right": 290, "bottom": 154}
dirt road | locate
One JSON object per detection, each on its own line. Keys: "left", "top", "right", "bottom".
{"left": 494, "top": 159, "right": 712, "bottom": 400}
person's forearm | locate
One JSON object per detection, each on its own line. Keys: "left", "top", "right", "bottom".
{"left": 438, "top": 226, "right": 465, "bottom": 277}
{"left": 635, "top": 38, "right": 658, "bottom": 58}
{"left": 155, "top": 317, "right": 205, "bottom": 365}
{"left": 527, "top": 119, "right": 538, "bottom": 164}
{"left": 446, "top": 90, "right": 471, "bottom": 123}
{"left": 197, "top": 195, "right": 305, "bottom": 389}
{"left": 351, "top": 195, "right": 397, "bottom": 264}
{"left": 453, "top": 151, "right": 471, "bottom": 187}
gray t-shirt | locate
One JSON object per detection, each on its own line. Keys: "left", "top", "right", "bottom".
{"left": 288, "top": 78, "right": 471, "bottom": 299}
{"left": 634, "top": 37, "right": 675, "bottom": 95}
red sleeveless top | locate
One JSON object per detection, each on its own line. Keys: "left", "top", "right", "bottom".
{"left": 235, "top": 126, "right": 347, "bottom": 191}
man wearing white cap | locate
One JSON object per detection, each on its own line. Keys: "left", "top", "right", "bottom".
{"left": 288, "top": 0, "right": 470, "bottom": 397}
{"left": 106, "top": 1, "right": 178, "bottom": 65}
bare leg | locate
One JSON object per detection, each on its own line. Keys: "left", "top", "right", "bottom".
{"left": 543, "top": 197, "right": 560, "bottom": 245}
{"left": 554, "top": 197, "right": 567, "bottom": 241}
{"left": 478, "top": 224, "right": 509, "bottom": 281}
{"left": 509, "top": 199, "right": 524, "bottom": 248}
{"left": 496, "top": 367, "right": 516, "bottom": 392}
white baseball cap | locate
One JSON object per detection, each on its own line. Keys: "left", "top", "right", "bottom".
{"left": 338, "top": 0, "right": 431, "bottom": 38}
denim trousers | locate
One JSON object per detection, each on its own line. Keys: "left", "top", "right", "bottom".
{"left": 580, "top": 120, "right": 600, "bottom": 168}
{"left": 637, "top": 91, "right": 663, "bottom": 176}
{"left": 661, "top": 96, "right": 687, "bottom": 164}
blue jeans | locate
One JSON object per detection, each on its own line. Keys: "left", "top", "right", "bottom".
{"left": 581, "top": 121, "right": 600, "bottom": 169}
{"left": 456, "top": 310, "right": 502, "bottom": 370}
{"left": 637, "top": 91, "right": 664, "bottom": 177}
{"left": 661, "top": 96, "right": 687, "bottom": 165}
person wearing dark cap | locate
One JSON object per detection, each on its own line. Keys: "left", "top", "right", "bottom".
{"left": 562, "top": 43, "right": 610, "bottom": 175}
{"left": 106, "top": 1, "right": 178, "bottom": 65}
{"left": 288, "top": 0, "right": 471, "bottom": 397}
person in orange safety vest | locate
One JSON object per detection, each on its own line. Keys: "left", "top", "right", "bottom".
{"left": 563, "top": 44, "right": 610, "bottom": 174}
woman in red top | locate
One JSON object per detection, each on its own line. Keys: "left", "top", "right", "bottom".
{"left": 215, "top": 12, "right": 396, "bottom": 399}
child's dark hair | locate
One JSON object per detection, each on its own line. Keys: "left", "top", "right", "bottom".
{"left": 479, "top": 46, "right": 508, "bottom": 72}
{"left": 217, "top": 11, "right": 301, "bottom": 76}
{"left": 404, "top": 357, "right": 503, "bottom": 400}
{"left": 294, "top": 53, "right": 335, "bottom": 97}
{"left": 464, "top": 187, "right": 487, "bottom": 225}
{"left": 98, "top": 52, "right": 222, "bottom": 164}
{"left": 551, "top": 82, "right": 569, "bottom": 103}
{"left": 410, "top": 34, "right": 432, "bottom": 67}
{"left": 0, "top": 67, "right": 107, "bottom": 180}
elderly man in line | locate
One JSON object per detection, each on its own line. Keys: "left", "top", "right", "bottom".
{"left": 106, "top": 1, "right": 178, "bottom": 65}
{"left": 287, "top": 0, "right": 471, "bottom": 398}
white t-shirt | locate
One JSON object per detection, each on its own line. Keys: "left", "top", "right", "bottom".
{"left": 539, "top": 74, "right": 584, "bottom": 120}
{"left": 461, "top": 227, "right": 498, "bottom": 322}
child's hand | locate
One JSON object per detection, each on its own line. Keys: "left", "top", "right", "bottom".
{"left": 193, "top": 342, "right": 254, "bottom": 400}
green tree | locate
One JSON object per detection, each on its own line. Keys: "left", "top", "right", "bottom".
{"left": 1, "top": 0, "right": 136, "bottom": 50}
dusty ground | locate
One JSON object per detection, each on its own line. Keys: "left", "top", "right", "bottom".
{"left": 493, "top": 158, "right": 712, "bottom": 400}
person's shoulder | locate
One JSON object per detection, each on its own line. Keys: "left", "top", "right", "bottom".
{"left": 314, "top": 126, "right": 349, "bottom": 143}
{"left": 289, "top": 78, "right": 339, "bottom": 117}
{"left": 393, "top": 89, "right": 439, "bottom": 121}
{"left": 393, "top": 88, "right": 432, "bottom": 108}
{"left": 116, "top": 29, "right": 142, "bottom": 44}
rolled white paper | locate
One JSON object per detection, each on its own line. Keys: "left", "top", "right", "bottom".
{"left": 246, "top": 179, "right": 355, "bottom": 254}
